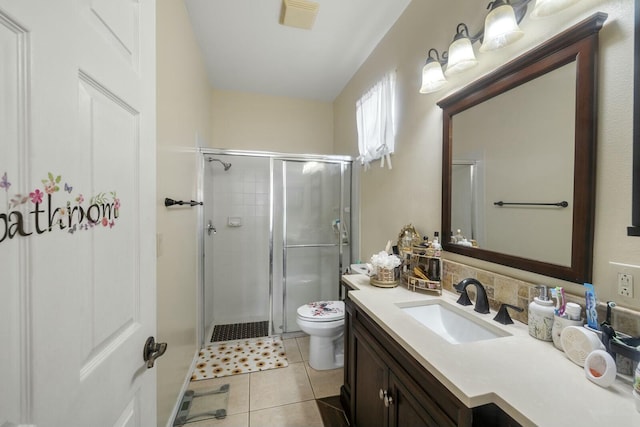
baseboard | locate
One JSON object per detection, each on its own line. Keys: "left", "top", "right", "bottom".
{"left": 340, "top": 384, "right": 351, "bottom": 422}
{"left": 165, "top": 348, "right": 200, "bottom": 427}
{"left": 281, "top": 331, "right": 307, "bottom": 339}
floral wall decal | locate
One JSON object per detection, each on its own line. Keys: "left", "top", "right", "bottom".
{"left": 0, "top": 172, "right": 120, "bottom": 243}
{"left": 29, "top": 189, "right": 44, "bottom": 204}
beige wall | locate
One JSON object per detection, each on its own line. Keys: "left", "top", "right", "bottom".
{"left": 211, "top": 89, "right": 334, "bottom": 154}
{"left": 156, "top": 0, "right": 212, "bottom": 425}
{"left": 334, "top": 0, "right": 639, "bottom": 308}
{"left": 156, "top": 8, "right": 335, "bottom": 425}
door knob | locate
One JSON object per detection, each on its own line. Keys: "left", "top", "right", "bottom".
{"left": 143, "top": 336, "right": 167, "bottom": 369}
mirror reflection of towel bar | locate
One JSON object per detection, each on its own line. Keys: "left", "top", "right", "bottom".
{"left": 494, "top": 201, "right": 569, "bottom": 208}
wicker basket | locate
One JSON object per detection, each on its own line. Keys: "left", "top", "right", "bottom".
{"left": 375, "top": 267, "right": 395, "bottom": 282}
{"left": 370, "top": 266, "right": 398, "bottom": 288}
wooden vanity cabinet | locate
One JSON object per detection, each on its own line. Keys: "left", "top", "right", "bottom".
{"left": 355, "top": 327, "right": 461, "bottom": 427}
{"left": 344, "top": 297, "right": 472, "bottom": 427}
{"left": 342, "top": 296, "right": 522, "bottom": 427}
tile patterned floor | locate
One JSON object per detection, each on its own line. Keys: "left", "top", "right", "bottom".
{"left": 185, "top": 336, "right": 346, "bottom": 427}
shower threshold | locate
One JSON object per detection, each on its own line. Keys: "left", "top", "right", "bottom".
{"left": 210, "top": 321, "right": 269, "bottom": 342}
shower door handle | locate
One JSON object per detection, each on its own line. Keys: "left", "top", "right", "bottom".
{"left": 207, "top": 221, "right": 216, "bottom": 236}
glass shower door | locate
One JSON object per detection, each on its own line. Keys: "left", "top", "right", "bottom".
{"left": 281, "top": 160, "right": 345, "bottom": 332}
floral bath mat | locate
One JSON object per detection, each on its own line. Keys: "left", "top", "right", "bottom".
{"left": 191, "top": 336, "right": 288, "bottom": 381}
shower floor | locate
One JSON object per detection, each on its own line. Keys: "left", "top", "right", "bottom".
{"left": 210, "top": 321, "right": 269, "bottom": 342}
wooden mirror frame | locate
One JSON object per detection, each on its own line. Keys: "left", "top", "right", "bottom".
{"left": 438, "top": 13, "right": 607, "bottom": 284}
{"left": 630, "top": 0, "right": 640, "bottom": 236}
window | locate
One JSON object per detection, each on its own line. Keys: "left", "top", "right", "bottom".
{"left": 356, "top": 71, "right": 397, "bottom": 169}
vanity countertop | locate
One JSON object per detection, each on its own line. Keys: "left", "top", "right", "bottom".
{"left": 342, "top": 274, "right": 640, "bottom": 427}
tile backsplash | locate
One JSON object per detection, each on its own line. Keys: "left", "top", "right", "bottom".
{"left": 442, "top": 259, "right": 640, "bottom": 337}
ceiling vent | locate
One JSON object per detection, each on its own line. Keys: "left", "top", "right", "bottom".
{"left": 280, "top": 0, "right": 319, "bottom": 30}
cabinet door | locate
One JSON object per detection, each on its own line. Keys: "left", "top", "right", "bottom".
{"left": 348, "top": 301, "right": 474, "bottom": 427}
{"left": 389, "top": 371, "right": 456, "bottom": 427}
{"left": 353, "top": 327, "right": 388, "bottom": 427}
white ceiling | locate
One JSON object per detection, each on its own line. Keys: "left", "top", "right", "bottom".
{"left": 184, "top": 0, "right": 412, "bottom": 102}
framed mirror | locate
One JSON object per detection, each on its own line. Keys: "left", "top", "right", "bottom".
{"left": 630, "top": 0, "right": 640, "bottom": 236}
{"left": 438, "top": 13, "right": 607, "bottom": 284}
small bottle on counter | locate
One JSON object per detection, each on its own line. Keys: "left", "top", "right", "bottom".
{"left": 565, "top": 302, "right": 582, "bottom": 321}
{"left": 432, "top": 231, "right": 441, "bottom": 256}
{"left": 427, "top": 258, "right": 440, "bottom": 281}
{"left": 402, "top": 230, "right": 412, "bottom": 251}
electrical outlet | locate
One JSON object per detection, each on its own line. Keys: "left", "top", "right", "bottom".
{"left": 610, "top": 262, "right": 640, "bottom": 299}
{"left": 618, "top": 273, "right": 633, "bottom": 297}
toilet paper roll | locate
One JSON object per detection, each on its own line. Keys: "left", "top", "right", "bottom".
{"left": 584, "top": 349, "right": 617, "bottom": 388}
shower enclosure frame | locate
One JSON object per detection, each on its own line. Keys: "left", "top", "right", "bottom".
{"left": 196, "top": 148, "right": 355, "bottom": 346}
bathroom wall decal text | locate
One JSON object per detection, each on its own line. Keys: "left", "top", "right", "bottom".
{"left": 1, "top": 172, "right": 120, "bottom": 243}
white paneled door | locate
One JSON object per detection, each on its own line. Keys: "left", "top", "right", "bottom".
{"left": 0, "top": 1, "right": 157, "bottom": 426}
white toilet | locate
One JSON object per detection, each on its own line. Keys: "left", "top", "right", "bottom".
{"left": 296, "top": 300, "right": 345, "bottom": 370}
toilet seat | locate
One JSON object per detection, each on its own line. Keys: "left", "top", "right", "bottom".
{"left": 297, "top": 300, "right": 344, "bottom": 322}
{"left": 296, "top": 300, "right": 345, "bottom": 370}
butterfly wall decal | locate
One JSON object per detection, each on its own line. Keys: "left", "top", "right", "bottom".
{"left": 0, "top": 172, "right": 10, "bottom": 190}
{"left": 9, "top": 194, "right": 29, "bottom": 208}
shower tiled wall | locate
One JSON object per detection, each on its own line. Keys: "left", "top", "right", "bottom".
{"left": 442, "top": 259, "right": 640, "bottom": 336}
{"left": 206, "top": 156, "right": 271, "bottom": 326}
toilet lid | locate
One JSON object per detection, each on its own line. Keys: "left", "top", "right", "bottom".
{"left": 297, "top": 301, "right": 345, "bottom": 321}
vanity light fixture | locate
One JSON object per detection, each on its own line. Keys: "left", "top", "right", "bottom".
{"left": 531, "top": 0, "right": 582, "bottom": 18}
{"left": 445, "top": 23, "right": 478, "bottom": 77}
{"left": 419, "top": 49, "right": 447, "bottom": 94}
{"left": 418, "top": 0, "right": 582, "bottom": 94}
{"left": 479, "top": 0, "right": 524, "bottom": 52}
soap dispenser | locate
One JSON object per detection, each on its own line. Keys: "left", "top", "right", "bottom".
{"left": 528, "top": 285, "right": 555, "bottom": 341}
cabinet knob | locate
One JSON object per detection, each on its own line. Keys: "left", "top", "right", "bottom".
{"left": 384, "top": 394, "right": 393, "bottom": 407}
{"left": 379, "top": 389, "right": 393, "bottom": 407}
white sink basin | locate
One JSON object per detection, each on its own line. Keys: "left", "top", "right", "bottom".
{"left": 398, "top": 301, "right": 511, "bottom": 344}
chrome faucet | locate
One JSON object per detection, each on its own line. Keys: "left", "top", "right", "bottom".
{"left": 454, "top": 278, "right": 490, "bottom": 314}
